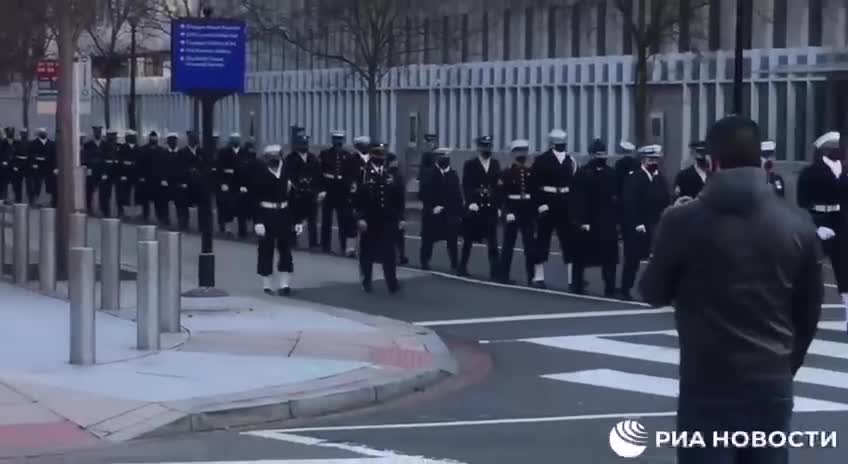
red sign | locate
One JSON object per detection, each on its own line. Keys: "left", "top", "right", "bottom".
{"left": 36, "top": 60, "right": 59, "bottom": 99}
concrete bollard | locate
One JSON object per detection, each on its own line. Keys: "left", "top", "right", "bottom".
{"left": 13, "top": 203, "right": 28, "bottom": 285}
{"left": 100, "top": 218, "right": 121, "bottom": 310}
{"left": 137, "top": 241, "right": 160, "bottom": 350}
{"left": 69, "top": 247, "right": 96, "bottom": 365}
{"left": 158, "top": 231, "right": 182, "bottom": 333}
{"left": 69, "top": 212, "right": 87, "bottom": 249}
{"left": 73, "top": 167, "right": 87, "bottom": 213}
{"left": 137, "top": 225, "right": 157, "bottom": 243}
{"left": 0, "top": 204, "right": 7, "bottom": 278}
{"left": 39, "top": 208, "right": 57, "bottom": 292}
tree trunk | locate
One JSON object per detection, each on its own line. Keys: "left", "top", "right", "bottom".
{"left": 102, "top": 77, "right": 112, "bottom": 129}
{"left": 366, "top": 76, "right": 380, "bottom": 141}
{"left": 21, "top": 82, "right": 32, "bottom": 130}
{"left": 634, "top": 48, "right": 649, "bottom": 146}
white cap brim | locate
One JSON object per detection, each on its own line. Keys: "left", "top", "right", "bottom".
{"left": 760, "top": 141, "right": 776, "bottom": 151}
{"left": 264, "top": 144, "right": 282, "bottom": 154}
{"left": 814, "top": 131, "right": 840, "bottom": 150}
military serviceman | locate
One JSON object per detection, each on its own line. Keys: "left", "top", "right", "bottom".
{"left": 96, "top": 130, "right": 121, "bottom": 217}
{"left": 797, "top": 131, "right": 848, "bottom": 330}
{"left": 11, "top": 129, "right": 29, "bottom": 204}
{"left": 234, "top": 135, "right": 258, "bottom": 238}
{"left": 27, "top": 128, "right": 53, "bottom": 205}
{"left": 344, "top": 136, "right": 373, "bottom": 256}
{"left": 115, "top": 130, "right": 138, "bottom": 217}
{"left": 385, "top": 149, "right": 408, "bottom": 265}
{"left": 531, "top": 129, "right": 577, "bottom": 288}
{"left": 216, "top": 133, "right": 241, "bottom": 234}
{"left": 0, "top": 128, "right": 11, "bottom": 203}
{"left": 173, "top": 132, "right": 200, "bottom": 230}
{"left": 498, "top": 140, "right": 537, "bottom": 285}
{"left": 82, "top": 126, "right": 105, "bottom": 213}
{"left": 620, "top": 145, "right": 671, "bottom": 301}
{"left": 419, "top": 148, "right": 462, "bottom": 271}
{"left": 286, "top": 134, "right": 321, "bottom": 248}
{"left": 673, "top": 140, "right": 709, "bottom": 201}
{"left": 418, "top": 132, "right": 440, "bottom": 183}
{"left": 353, "top": 142, "right": 405, "bottom": 293}
{"left": 318, "top": 130, "right": 352, "bottom": 254}
{"left": 614, "top": 141, "right": 641, "bottom": 196}
{"left": 252, "top": 144, "right": 297, "bottom": 296}
{"left": 761, "top": 140, "right": 785, "bottom": 197}
{"left": 458, "top": 135, "right": 501, "bottom": 280}
{"left": 571, "top": 139, "right": 619, "bottom": 296}
{"left": 137, "top": 131, "right": 160, "bottom": 221}
{"left": 43, "top": 129, "right": 59, "bottom": 207}
{"left": 152, "top": 133, "right": 178, "bottom": 225}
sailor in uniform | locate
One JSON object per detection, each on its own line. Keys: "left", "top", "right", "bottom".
{"left": 498, "top": 139, "right": 538, "bottom": 285}
{"left": 458, "top": 135, "right": 501, "bottom": 280}
{"left": 673, "top": 140, "right": 709, "bottom": 202}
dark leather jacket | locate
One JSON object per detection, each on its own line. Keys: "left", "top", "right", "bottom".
{"left": 639, "top": 167, "right": 823, "bottom": 391}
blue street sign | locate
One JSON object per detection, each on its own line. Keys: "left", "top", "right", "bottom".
{"left": 171, "top": 18, "right": 247, "bottom": 95}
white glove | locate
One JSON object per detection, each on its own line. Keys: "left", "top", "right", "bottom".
{"left": 240, "top": 186, "right": 248, "bottom": 193}
{"left": 86, "top": 168, "right": 93, "bottom": 176}
{"left": 139, "top": 177, "right": 146, "bottom": 182}
{"left": 538, "top": 204, "right": 550, "bottom": 214}
{"left": 101, "top": 175, "right": 108, "bottom": 180}
{"left": 580, "top": 224, "right": 590, "bottom": 231}
{"left": 295, "top": 223, "right": 304, "bottom": 235}
{"left": 817, "top": 226, "right": 836, "bottom": 240}
{"left": 635, "top": 224, "right": 647, "bottom": 233}
{"left": 181, "top": 184, "right": 188, "bottom": 189}
{"left": 120, "top": 176, "right": 127, "bottom": 181}
{"left": 32, "top": 164, "right": 38, "bottom": 169}
{"left": 433, "top": 206, "right": 444, "bottom": 214}
{"left": 220, "top": 184, "right": 229, "bottom": 192}
{"left": 506, "top": 213, "right": 516, "bottom": 223}
{"left": 160, "top": 180, "right": 168, "bottom": 187}
{"left": 468, "top": 203, "right": 479, "bottom": 212}
{"left": 357, "top": 219, "right": 368, "bottom": 232}
{"left": 318, "top": 191, "right": 327, "bottom": 201}
{"left": 53, "top": 169, "right": 59, "bottom": 175}
{"left": 399, "top": 220, "right": 406, "bottom": 230}
{"left": 254, "top": 223, "right": 266, "bottom": 237}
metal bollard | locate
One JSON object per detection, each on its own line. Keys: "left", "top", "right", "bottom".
{"left": 0, "top": 205, "right": 6, "bottom": 277}
{"left": 158, "top": 231, "right": 182, "bottom": 333}
{"left": 137, "top": 241, "right": 160, "bottom": 350}
{"left": 69, "top": 247, "right": 96, "bottom": 365}
{"left": 73, "top": 167, "right": 87, "bottom": 212}
{"left": 13, "top": 204, "right": 28, "bottom": 285}
{"left": 101, "top": 219, "right": 121, "bottom": 310}
{"left": 39, "top": 208, "right": 57, "bottom": 292}
{"left": 137, "top": 225, "right": 157, "bottom": 242}
{"left": 69, "top": 212, "right": 87, "bottom": 249}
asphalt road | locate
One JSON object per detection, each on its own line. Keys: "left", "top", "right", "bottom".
{"left": 12, "top": 218, "right": 848, "bottom": 464}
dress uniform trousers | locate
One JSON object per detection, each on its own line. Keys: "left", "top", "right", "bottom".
{"left": 236, "top": 188, "right": 253, "bottom": 237}
{"left": 216, "top": 171, "right": 236, "bottom": 231}
{"left": 154, "top": 180, "right": 171, "bottom": 225}
{"left": 26, "top": 161, "right": 44, "bottom": 204}
{"left": 84, "top": 168, "right": 97, "bottom": 213}
{"left": 359, "top": 223, "right": 400, "bottom": 290}
{"left": 257, "top": 203, "right": 294, "bottom": 276}
{"left": 500, "top": 203, "right": 537, "bottom": 284}
{"left": 0, "top": 161, "right": 9, "bottom": 203}
{"left": 459, "top": 207, "right": 499, "bottom": 277}
{"left": 46, "top": 169, "right": 57, "bottom": 208}
{"left": 116, "top": 161, "right": 135, "bottom": 216}
{"left": 11, "top": 155, "right": 27, "bottom": 203}
{"left": 97, "top": 169, "right": 115, "bottom": 218}
{"left": 292, "top": 195, "right": 319, "bottom": 247}
{"left": 320, "top": 179, "right": 350, "bottom": 253}
{"left": 135, "top": 177, "right": 151, "bottom": 220}
{"left": 536, "top": 200, "right": 574, "bottom": 265}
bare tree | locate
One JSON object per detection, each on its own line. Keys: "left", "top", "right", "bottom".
{"left": 243, "top": 0, "right": 463, "bottom": 141}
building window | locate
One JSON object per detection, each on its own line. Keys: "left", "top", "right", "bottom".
{"left": 679, "top": 0, "right": 691, "bottom": 51}
{"left": 503, "top": 9, "right": 511, "bottom": 61}
{"left": 482, "top": 11, "right": 489, "bottom": 61}
{"left": 571, "top": 3, "right": 581, "bottom": 57}
{"left": 773, "top": 0, "right": 787, "bottom": 48}
{"left": 442, "top": 15, "right": 450, "bottom": 63}
{"left": 461, "top": 14, "right": 469, "bottom": 61}
{"left": 547, "top": 6, "right": 557, "bottom": 57}
{"left": 708, "top": 0, "right": 721, "bottom": 51}
{"left": 525, "top": 7, "right": 534, "bottom": 59}
{"left": 809, "top": 0, "right": 823, "bottom": 46}
{"left": 597, "top": 1, "right": 607, "bottom": 55}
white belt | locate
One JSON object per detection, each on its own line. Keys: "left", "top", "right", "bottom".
{"left": 507, "top": 194, "right": 532, "bottom": 200}
{"left": 222, "top": 168, "right": 235, "bottom": 174}
{"left": 542, "top": 186, "right": 570, "bottom": 194}
{"left": 16, "top": 155, "right": 27, "bottom": 160}
{"left": 324, "top": 173, "right": 343, "bottom": 180}
{"left": 260, "top": 201, "right": 288, "bottom": 210}
{"left": 36, "top": 157, "right": 46, "bottom": 161}
{"left": 123, "top": 161, "right": 134, "bottom": 166}
{"left": 812, "top": 204, "right": 841, "bottom": 213}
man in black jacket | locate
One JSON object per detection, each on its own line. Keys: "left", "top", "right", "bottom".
{"left": 640, "top": 115, "right": 823, "bottom": 464}
{"left": 318, "top": 130, "right": 352, "bottom": 254}
{"left": 286, "top": 134, "right": 321, "bottom": 248}
{"left": 419, "top": 148, "right": 462, "bottom": 270}
{"left": 459, "top": 135, "right": 501, "bottom": 280}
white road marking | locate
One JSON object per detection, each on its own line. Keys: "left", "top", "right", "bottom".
{"left": 544, "top": 369, "right": 848, "bottom": 412}
{"left": 242, "top": 431, "right": 466, "bottom": 463}
{"left": 117, "top": 461, "right": 423, "bottom": 464}
{"left": 257, "top": 411, "right": 679, "bottom": 434}
{"left": 415, "top": 307, "right": 671, "bottom": 327}
{"left": 820, "top": 320, "right": 847, "bottom": 332}
{"left": 527, "top": 335, "right": 848, "bottom": 399}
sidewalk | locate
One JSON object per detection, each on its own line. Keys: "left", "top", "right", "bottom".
{"left": 0, "top": 219, "right": 456, "bottom": 458}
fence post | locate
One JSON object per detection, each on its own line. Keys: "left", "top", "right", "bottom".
{"left": 137, "top": 240, "right": 160, "bottom": 350}
{"left": 158, "top": 231, "right": 182, "bottom": 333}
{"left": 39, "top": 208, "right": 56, "bottom": 292}
{"left": 69, "top": 247, "right": 95, "bottom": 365}
{"left": 13, "top": 203, "right": 28, "bottom": 285}
{"left": 101, "top": 218, "right": 121, "bottom": 310}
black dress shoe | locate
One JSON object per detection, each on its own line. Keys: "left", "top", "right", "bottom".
{"left": 263, "top": 288, "right": 274, "bottom": 295}
{"left": 533, "top": 281, "right": 547, "bottom": 289}
{"left": 619, "top": 291, "right": 633, "bottom": 301}
{"left": 388, "top": 283, "right": 401, "bottom": 294}
{"left": 421, "top": 263, "right": 430, "bottom": 271}
{"left": 362, "top": 281, "right": 373, "bottom": 293}
{"left": 570, "top": 284, "right": 585, "bottom": 295}
{"left": 278, "top": 287, "right": 291, "bottom": 296}
{"left": 604, "top": 289, "right": 616, "bottom": 298}
{"left": 457, "top": 269, "right": 469, "bottom": 277}
{"left": 399, "top": 257, "right": 409, "bottom": 265}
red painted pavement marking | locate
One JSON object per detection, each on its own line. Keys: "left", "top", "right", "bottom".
{"left": 0, "top": 420, "right": 97, "bottom": 452}
{"left": 369, "top": 347, "right": 433, "bottom": 369}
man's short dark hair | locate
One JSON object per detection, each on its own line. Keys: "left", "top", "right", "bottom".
{"left": 706, "top": 115, "right": 762, "bottom": 169}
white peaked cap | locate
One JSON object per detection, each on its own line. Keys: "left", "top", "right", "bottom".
{"left": 548, "top": 129, "right": 567, "bottom": 144}
{"left": 264, "top": 144, "right": 282, "bottom": 155}
{"left": 125, "top": 130, "right": 137, "bottom": 136}
{"left": 167, "top": 132, "right": 179, "bottom": 138}
{"left": 638, "top": 144, "right": 663, "bottom": 156}
{"left": 230, "top": 132, "right": 241, "bottom": 138}
{"left": 761, "top": 141, "right": 776, "bottom": 152}
{"left": 434, "top": 147, "right": 452, "bottom": 155}
{"left": 330, "top": 130, "right": 346, "bottom": 137}
{"left": 37, "top": 127, "right": 47, "bottom": 133}
{"left": 619, "top": 141, "right": 636, "bottom": 152}
{"left": 814, "top": 131, "right": 840, "bottom": 150}
{"left": 510, "top": 139, "right": 530, "bottom": 151}
{"left": 213, "top": 132, "right": 220, "bottom": 137}
{"left": 353, "top": 135, "right": 371, "bottom": 145}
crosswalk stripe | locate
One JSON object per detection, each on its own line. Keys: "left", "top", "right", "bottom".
{"left": 527, "top": 335, "right": 848, "bottom": 408}
{"left": 544, "top": 369, "right": 848, "bottom": 412}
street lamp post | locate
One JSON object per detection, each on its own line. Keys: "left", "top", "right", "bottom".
{"left": 128, "top": 20, "right": 138, "bottom": 130}
{"left": 732, "top": 0, "right": 749, "bottom": 115}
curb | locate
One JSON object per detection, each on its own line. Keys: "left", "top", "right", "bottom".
{"left": 140, "top": 369, "right": 450, "bottom": 438}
